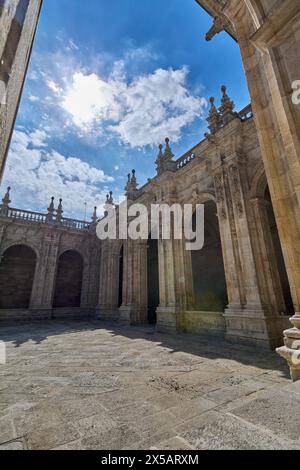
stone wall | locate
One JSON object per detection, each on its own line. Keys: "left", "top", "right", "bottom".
{"left": 0, "top": 0, "right": 42, "bottom": 181}
{"left": 98, "top": 96, "right": 291, "bottom": 349}
{"left": 195, "top": 0, "right": 300, "bottom": 380}
{"left": 0, "top": 207, "right": 100, "bottom": 320}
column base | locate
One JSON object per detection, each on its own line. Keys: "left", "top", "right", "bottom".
{"left": 276, "top": 314, "right": 300, "bottom": 382}
{"left": 0, "top": 308, "right": 52, "bottom": 322}
{"left": 156, "top": 306, "right": 178, "bottom": 334}
{"left": 51, "top": 308, "right": 95, "bottom": 319}
{"left": 119, "top": 306, "right": 148, "bottom": 326}
{"left": 224, "top": 307, "right": 290, "bottom": 350}
{"left": 95, "top": 307, "right": 120, "bottom": 322}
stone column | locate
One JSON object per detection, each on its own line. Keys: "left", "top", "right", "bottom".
{"left": 0, "top": 224, "right": 7, "bottom": 249}
{"left": 249, "top": 197, "right": 286, "bottom": 314}
{"left": 226, "top": 159, "right": 264, "bottom": 309}
{"left": 225, "top": 156, "right": 286, "bottom": 347}
{"left": 119, "top": 239, "right": 148, "bottom": 325}
{"left": 214, "top": 152, "right": 288, "bottom": 348}
{"left": 82, "top": 238, "right": 100, "bottom": 310}
{"left": 214, "top": 167, "right": 245, "bottom": 312}
{"left": 30, "top": 229, "right": 60, "bottom": 319}
{"left": 156, "top": 234, "right": 190, "bottom": 334}
{"left": 96, "top": 241, "right": 121, "bottom": 321}
{"left": 221, "top": 0, "right": 300, "bottom": 370}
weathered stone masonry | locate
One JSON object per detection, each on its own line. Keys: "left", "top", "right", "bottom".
{"left": 1, "top": 0, "right": 300, "bottom": 381}
{"left": 195, "top": 0, "right": 300, "bottom": 392}
{"left": 0, "top": 193, "right": 100, "bottom": 320}
{"left": 0, "top": 93, "right": 292, "bottom": 354}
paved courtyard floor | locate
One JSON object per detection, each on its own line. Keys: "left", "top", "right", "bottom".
{"left": 0, "top": 321, "right": 300, "bottom": 450}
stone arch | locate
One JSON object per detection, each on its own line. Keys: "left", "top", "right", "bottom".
{"left": 190, "top": 199, "right": 228, "bottom": 312}
{"left": 244, "top": 0, "right": 264, "bottom": 29}
{"left": 180, "top": 189, "right": 216, "bottom": 207}
{"left": 250, "top": 163, "right": 268, "bottom": 199}
{"left": 0, "top": 244, "right": 37, "bottom": 309}
{"left": 0, "top": 239, "right": 40, "bottom": 261}
{"left": 58, "top": 243, "right": 86, "bottom": 263}
{"left": 53, "top": 250, "right": 83, "bottom": 308}
{"left": 251, "top": 170, "right": 294, "bottom": 315}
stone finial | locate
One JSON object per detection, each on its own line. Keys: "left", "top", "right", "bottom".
{"left": 107, "top": 191, "right": 114, "bottom": 205}
{"left": 156, "top": 139, "right": 176, "bottom": 176}
{"left": 131, "top": 169, "right": 136, "bottom": 185}
{"left": 88, "top": 206, "right": 98, "bottom": 232}
{"left": 220, "top": 85, "right": 234, "bottom": 109}
{"left": 46, "top": 197, "right": 55, "bottom": 223}
{"left": 207, "top": 97, "right": 221, "bottom": 134}
{"left": 47, "top": 196, "right": 55, "bottom": 213}
{"left": 125, "top": 170, "right": 139, "bottom": 199}
{"left": 91, "top": 206, "right": 98, "bottom": 224}
{"left": 56, "top": 198, "right": 63, "bottom": 223}
{"left": 157, "top": 144, "right": 163, "bottom": 160}
{"left": 164, "top": 137, "right": 174, "bottom": 160}
{"left": 0, "top": 186, "right": 11, "bottom": 216}
{"left": 219, "top": 85, "right": 236, "bottom": 125}
{"left": 2, "top": 187, "right": 11, "bottom": 206}
{"left": 104, "top": 191, "right": 115, "bottom": 217}
{"left": 277, "top": 313, "right": 300, "bottom": 381}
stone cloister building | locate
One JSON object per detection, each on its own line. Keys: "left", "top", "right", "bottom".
{"left": 0, "top": 0, "right": 300, "bottom": 381}
{"left": 0, "top": 91, "right": 293, "bottom": 351}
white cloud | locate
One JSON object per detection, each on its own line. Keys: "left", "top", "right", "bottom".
{"left": 2, "top": 129, "right": 114, "bottom": 218}
{"left": 27, "top": 45, "right": 207, "bottom": 147}
{"left": 46, "top": 80, "right": 62, "bottom": 95}
{"left": 57, "top": 65, "right": 206, "bottom": 147}
{"left": 62, "top": 72, "right": 122, "bottom": 128}
{"left": 68, "top": 39, "right": 79, "bottom": 51}
{"left": 28, "top": 94, "right": 39, "bottom": 102}
{"left": 29, "top": 129, "right": 48, "bottom": 147}
{"left": 111, "top": 67, "right": 207, "bottom": 147}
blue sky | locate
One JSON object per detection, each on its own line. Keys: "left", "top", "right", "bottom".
{"left": 2, "top": 0, "right": 249, "bottom": 220}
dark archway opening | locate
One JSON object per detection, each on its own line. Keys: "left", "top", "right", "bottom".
{"left": 0, "top": 244, "right": 36, "bottom": 309}
{"left": 147, "top": 237, "right": 159, "bottom": 324}
{"left": 191, "top": 201, "right": 228, "bottom": 311}
{"left": 53, "top": 250, "right": 83, "bottom": 308}
{"left": 118, "top": 245, "right": 124, "bottom": 308}
{"left": 265, "top": 187, "right": 294, "bottom": 315}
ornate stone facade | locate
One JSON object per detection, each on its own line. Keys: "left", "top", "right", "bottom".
{"left": 1, "top": 0, "right": 300, "bottom": 381}
{"left": 0, "top": 193, "right": 100, "bottom": 320}
{"left": 196, "top": 0, "right": 300, "bottom": 381}
{"left": 0, "top": 92, "right": 292, "bottom": 355}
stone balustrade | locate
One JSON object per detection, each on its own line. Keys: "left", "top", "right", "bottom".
{"left": 1, "top": 206, "right": 91, "bottom": 232}
{"left": 176, "top": 151, "right": 197, "bottom": 170}
{"left": 238, "top": 104, "right": 253, "bottom": 121}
